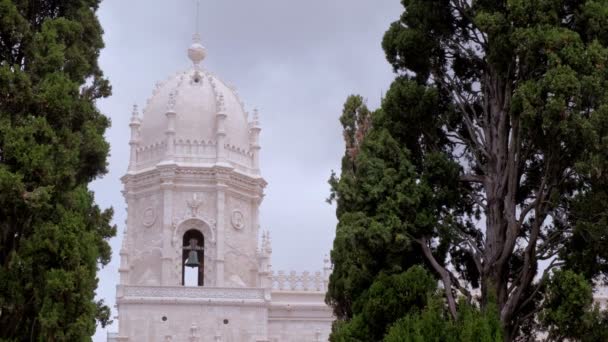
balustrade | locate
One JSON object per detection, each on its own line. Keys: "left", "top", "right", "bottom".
{"left": 271, "top": 270, "right": 325, "bottom": 292}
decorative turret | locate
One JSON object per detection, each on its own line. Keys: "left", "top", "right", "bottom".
{"left": 162, "top": 91, "right": 178, "bottom": 163}
{"left": 258, "top": 231, "right": 273, "bottom": 288}
{"left": 249, "top": 108, "right": 262, "bottom": 173}
{"left": 215, "top": 93, "right": 228, "bottom": 164}
{"left": 128, "top": 104, "right": 141, "bottom": 173}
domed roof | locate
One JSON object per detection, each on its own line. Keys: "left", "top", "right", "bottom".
{"left": 138, "top": 37, "right": 251, "bottom": 151}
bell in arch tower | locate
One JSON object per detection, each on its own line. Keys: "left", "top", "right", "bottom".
{"left": 111, "top": 31, "right": 273, "bottom": 339}
{"left": 119, "top": 32, "right": 265, "bottom": 290}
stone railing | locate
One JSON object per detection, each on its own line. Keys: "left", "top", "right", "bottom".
{"left": 134, "top": 140, "right": 254, "bottom": 171}
{"left": 136, "top": 142, "right": 166, "bottom": 169}
{"left": 174, "top": 139, "right": 217, "bottom": 164}
{"left": 226, "top": 144, "right": 253, "bottom": 167}
{"left": 271, "top": 271, "right": 326, "bottom": 292}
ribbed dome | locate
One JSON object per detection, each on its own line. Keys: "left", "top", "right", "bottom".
{"left": 128, "top": 38, "right": 261, "bottom": 175}
{"left": 139, "top": 68, "right": 250, "bottom": 149}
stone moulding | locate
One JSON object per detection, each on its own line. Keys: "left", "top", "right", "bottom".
{"left": 118, "top": 285, "right": 267, "bottom": 302}
{"left": 122, "top": 165, "right": 266, "bottom": 192}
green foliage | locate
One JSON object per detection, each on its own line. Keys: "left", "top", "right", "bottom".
{"left": 329, "top": 0, "right": 608, "bottom": 340}
{"left": 384, "top": 299, "right": 502, "bottom": 342}
{"left": 330, "top": 266, "right": 437, "bottom": 341}
{"left": 327, "top": 92, "right": 469, "bottom": 339}
{"left": 0, "top": 0, "right": 114, "bottom": 340}
{"left": 540, "top": 270, "right": 608, "bottom": 342}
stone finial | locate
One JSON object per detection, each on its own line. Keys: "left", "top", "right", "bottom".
{"left": 251, "top": 108, "right": 261, "bottom": 127}
{"left": 131, "top": 104, "right": 140, "bottom": 121}
{"left": 266, "top": 231, "right": 272, "bottom": 253}
{"left": 216, "top": 93, "right": 226, "bottom": 113}
{"left": 262, "top": 230, "right": 272, "bottom": 254}
{"left": 129, "top": 104, "right": 141, "bottom": 149}
{"left": 188, "top": 34, "right": 207, "bottom": 66}
{"left": 167, "top": 90, "right": 177, "bottom": 111}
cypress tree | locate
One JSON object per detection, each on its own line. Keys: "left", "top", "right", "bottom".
{"left": 0, "top": 0, "right": 115, "bottom": 340}
{"left": 328, "top": 1, "right": 608, "bottom": 340}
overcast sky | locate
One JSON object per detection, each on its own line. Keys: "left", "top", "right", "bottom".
{"left": 91, "top": 0, "right": 402, "bottom": 339}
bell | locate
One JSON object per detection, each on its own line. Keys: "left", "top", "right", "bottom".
{"left": 185, "top": 250, "right": 199, "bottom": 268}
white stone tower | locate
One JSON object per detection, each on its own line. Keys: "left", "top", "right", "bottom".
{"left": 119, "top": 34, "right": 265, "bottom": 291}
{"left": 108, "top": 35, "right": 333, "bottom": 342}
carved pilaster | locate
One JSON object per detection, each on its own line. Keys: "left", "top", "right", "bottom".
{"left": 120, "top": 189, "right": 137, "bottom": 285}
{"left": 160, "top": 167, "right": 176, "bottom": 285}
{"left": 216, "top": 183, "right": 227, "bottom": 286}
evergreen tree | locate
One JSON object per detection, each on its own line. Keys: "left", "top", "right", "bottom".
{"left": 0, "top": 0, "right": 115, "bottom": 340}
{"left": 328, "top": 0, "right": 608, "bottom": 340}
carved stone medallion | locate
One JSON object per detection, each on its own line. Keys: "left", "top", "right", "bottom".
{"left": 231, "top": 210, "right": 245, "bottom": 230}
{"left": 142, "top": 207, "right": 156, "bottom": 228}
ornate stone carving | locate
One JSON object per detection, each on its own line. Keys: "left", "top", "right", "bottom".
{"left": 231, "top": 209, "right": 245, "bottom": 230}
{"left": 186, "top": 193, "right": 204, "bottom": 217}
{"left": 142, "top": 207, "right": 156, "bottom": 228}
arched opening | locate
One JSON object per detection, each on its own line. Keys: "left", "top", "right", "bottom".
{"left": 182, "top": 229, "right": 204, "bottom": 286}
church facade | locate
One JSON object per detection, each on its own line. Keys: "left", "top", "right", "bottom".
{"left": 107, "top": 35, "right": 333, "bottom": 342}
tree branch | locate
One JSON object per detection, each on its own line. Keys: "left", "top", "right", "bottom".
{"left": 417, "top": 237, "right": 459, "bottom": 319}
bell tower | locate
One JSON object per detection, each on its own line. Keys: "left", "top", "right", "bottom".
{"left": 109, "top": 4, "right": 334, "bottom": 341}
{"left": 111, "top": 29, "right": 275, "bottom": 340}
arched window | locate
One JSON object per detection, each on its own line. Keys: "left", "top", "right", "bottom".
{"left": 182, "top": 229, "right": 204, "bottom": 286}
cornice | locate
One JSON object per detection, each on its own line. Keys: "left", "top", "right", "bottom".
{"left": 122, "top": 164, "right": 266, "bottom": 195}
